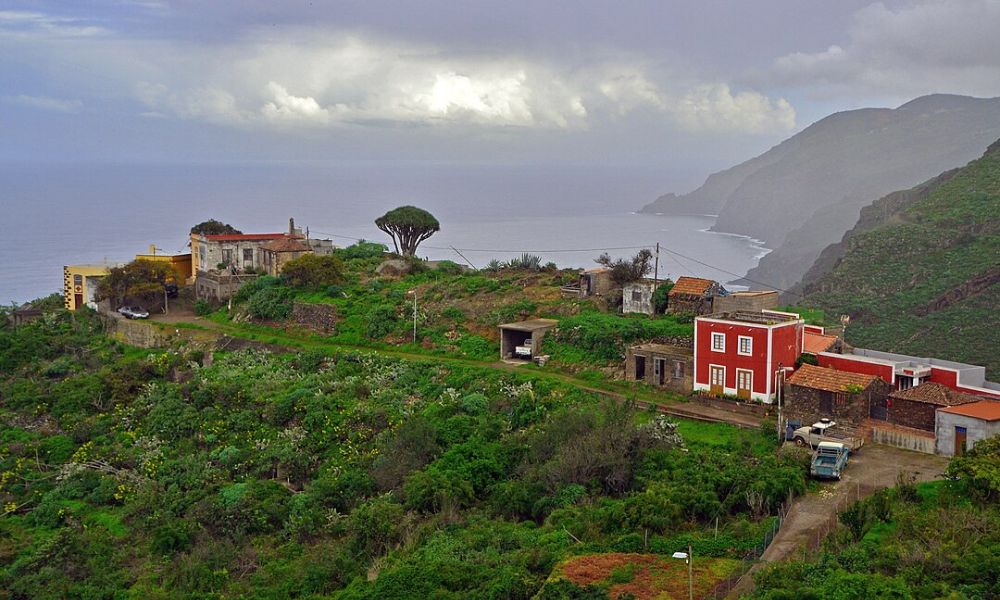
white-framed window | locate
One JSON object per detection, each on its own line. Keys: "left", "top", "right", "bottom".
{"left": 711, "top": 332, "right": 725, "bottom": 352}
{"left": 738, "top": 335, "right": 753, "bottom": 356}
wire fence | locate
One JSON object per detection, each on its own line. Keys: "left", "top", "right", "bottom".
{"left": 706, "top": 498, "right": 792, "bottom": 599}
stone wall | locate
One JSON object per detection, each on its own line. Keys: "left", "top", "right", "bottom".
{"left": 291, "top": 302, "right": 338, "bottom": 334}
{"left": 870, "top": 423, "right": 936, "bottom": 454}
{"left": 714, "top": 292, "right": 779, "bottom": 313}
{"left": 884, "top": 398, "right": 938, "bottom": 432}
{"left": 625, "top": 345, "right": 693, "bottom": 394}
{"left": 667, "top": 295, "right": 713, "bottom": 316}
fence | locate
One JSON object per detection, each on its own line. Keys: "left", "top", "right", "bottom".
{"left": 799, "top": 481, "right": 881, "bottom": 554}
{"left": 705, "top": 499, "right": 792, "bottom": 599}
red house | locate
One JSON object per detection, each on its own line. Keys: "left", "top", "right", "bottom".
{"left": 694, "top": 310, "right": 803, "bottom": 403}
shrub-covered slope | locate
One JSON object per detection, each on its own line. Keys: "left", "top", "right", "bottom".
{"left": 797, "top": 139, "right": 1000, "bottom": 378}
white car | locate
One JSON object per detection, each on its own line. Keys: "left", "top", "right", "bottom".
{"left": 117, "top": 305, "right": 150, "bottom": 319}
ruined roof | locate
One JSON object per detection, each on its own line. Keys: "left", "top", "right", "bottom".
{"left": 203, "top": 233, "right": 290, "bottom": 242}
{"left": 499, "top": 318, "right": 559, "bottom": 332}
{"left": 261, "top": 237, "right": 311, "bottom": 252}
{"left": 938, "top": 400, "right": 1000, "bottom": 421}
{"left": 668, "top": 276, "right": 717, "bottom": 297}
{"left": 888, "top": 382, "right": 980, "bottom": 407}
{"left": 788, "top": 363, "right": 878, "bottom": 393}
{"left": 803, "top": 331, "right": 839, "bottom": 354}
{"left": 629, "top": 343, "right": 692, "bottom": 356}
{"left": 728, "top": 290, "right": 778, "bottom": 297}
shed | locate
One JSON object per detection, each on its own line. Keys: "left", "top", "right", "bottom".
{"left": 713, "top": 290, "right": 779, "bottom": 313}
{"left": 626, "top": 343, "right": 692, "bottom": 393}
{"left": 623, "top": 280, "right": 656, "bottom": 315}
{"left": 11, "top": 306, "right": 43, "bottom": 326}
{"left": 499, "top": 319, "right": 558, "bottom": 362}
{"left": 877, "top": 383, "right": 979, "bottom": 432}
{"left": 667, "top": 276, "right": 722, "bottom": 315}
{"left": 936, "top": 400, "right": 1000, "bottom": 456}
{"left": 579, "top": 267, "right": 613, "bottom": 298}
{"left": 785, "top": 363, "right": 892, "bottom": 426}
{"left": 260, "top": 237, "right": 313, "bottom": 277}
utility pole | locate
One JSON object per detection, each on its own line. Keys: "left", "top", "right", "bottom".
{"left": 409, "top": 290, "right": 417, "bottom": 343}
{"left": 776, "top": 363, "right": 784, "bottom": 442}
{"left": 653, "top": 242, "right": 660, "bottom": 288}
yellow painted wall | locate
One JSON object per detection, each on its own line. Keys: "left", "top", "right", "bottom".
{"left": 63, "top": 264, "right": 110, "bottom": 311}
{"left": 134, "top": 252, "right": 193, "bottom": 285}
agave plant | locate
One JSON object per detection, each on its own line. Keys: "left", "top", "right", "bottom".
{"left": 506, "top": 253, "right": 543, "bottom": 271}
{"left": 484, "top": 259, "right": 504, "bottom": 272}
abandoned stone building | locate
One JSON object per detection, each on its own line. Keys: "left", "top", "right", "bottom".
{"left": 260, "top": 237, "right": 313, "bottom": 277}
{"left": 667, "top": 276, "right": 723, "bottom": 315}
{"left": 626, "top": 343, "right": 693, "bottom": 393}
{"left": 712, "top": 290, "right": 778, "bottom": 313}
{"left": 578, "top": 267, "right": 614, "bottom": 298}
{"left": 784, "top": 363, "right": 893, "bottom": 426}
{"left": 623, "top": 280, "right": 656, "bottom": 315}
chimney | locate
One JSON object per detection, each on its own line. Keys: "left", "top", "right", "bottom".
{"left": 289, "top": 217, "right": 295, "bottom": 236}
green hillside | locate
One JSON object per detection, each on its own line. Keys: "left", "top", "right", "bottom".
{"left": 799, "top": 140, "right": 1000, "bottom": 378}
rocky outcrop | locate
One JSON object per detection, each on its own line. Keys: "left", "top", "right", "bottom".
{"left": 291, "top": 302, "right": 338, "bottom": 334}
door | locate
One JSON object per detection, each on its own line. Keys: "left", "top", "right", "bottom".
{"left": 709, "top": 366, "right": 725, "bottom": 395}
{"left": 955, "top": 426, "right": 967, "bottom": 456}
{"left": 634, "top": 356, "right": 646, "bottom": 381}
{"left": 870, "top": 397, "right": 888, "bottom": 421}
{"left": 654, "top": 358, "right": 666, "bottom": 386}
{"left": 736, "top": 369, "right": 752, "bottom": 400}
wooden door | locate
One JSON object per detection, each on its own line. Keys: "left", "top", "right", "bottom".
{"left": 736, "top": 370, "right": 752, "bottom": 400}
{"left": 955, "top": 426, "right": 967, "bottom": 456}
{"left": 654, "top": 359, "right": 666, "bottom": 386}
{"left": 709, "top": 366, "right": 724, "bottom": 395}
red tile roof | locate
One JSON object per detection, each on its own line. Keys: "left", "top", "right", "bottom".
{"left": 803, "top": 331, "right": 838, "bottom": 354}
{"left": 890, "top": 383, "right": 980, "bottom": 407}
{"left": 261, "top": 238, "right": 311, "bottom": 252}
{"left": 203, "top": 233, "right": 289, "bottom": 242}
{"left": 788, "top": 363, "right": 878, "bottom": 393}
{"left": 669, "top": 276, "right": 716, "bottom": 297}
{"left": 938, "top": 400, "right": 1000, "bottom": 421}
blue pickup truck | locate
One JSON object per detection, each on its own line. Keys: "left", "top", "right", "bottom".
{"left": 810, "top": 441, "right": 850, "bottom": 480}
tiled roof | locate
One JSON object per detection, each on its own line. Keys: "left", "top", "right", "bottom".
{"left": 261, "top": 237, "right": 311, "bottom": 252}
{"left": 889, "top": 382, "right": 980, "bottom": 407}
{"left": 938, "top": 400, "right": 1000, "bottom": 421}
{"left": 788, "top": 363, "right": 878, "bottom": 393}
{"left": 203, "top": 233, "right": 289, "bottom": 242}
{"left": 803, "top": 331, "right": 838, "bottom": 354}
{"left": 669, "top": 276, "right": 716, "bottom": 297}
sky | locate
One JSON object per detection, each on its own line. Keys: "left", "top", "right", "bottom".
{"left": 3, "top": 0, "right": 1000, "bottom": 174}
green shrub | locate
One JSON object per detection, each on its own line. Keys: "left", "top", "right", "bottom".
{"left": 247, "top": 287, "right": 293, "bottom": 320}
{"left": 194, "top": 299, "right": 213, "bottom": 316}
{"left": 435, "top": 260, "right": 464, "bottom": 275}
{"left": 281, "top": 254, "right": 346, "bottom": 289}
{"left": 365, "top": 304, "right": 399, "bottom": 339}
{"left": 233, "top": 275, "right": 281, "bottom": 303}
{"left": 337, "top": 240, "right": 388, "bottom": 260}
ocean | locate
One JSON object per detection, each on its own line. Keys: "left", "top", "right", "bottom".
{"left": 0, "top": 162, "right": 768, "bottom": 304}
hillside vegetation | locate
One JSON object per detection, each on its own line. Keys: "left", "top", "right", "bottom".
{"left": 0, "top": 304, "right": 803, "bottom": 599}
{"left": 798, "top": 140, "right": 1000, "bottom": 378}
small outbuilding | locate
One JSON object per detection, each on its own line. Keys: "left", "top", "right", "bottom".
{"left": 260, "top": 237, "right": 313, "bottom": 277}
{"left": 626, "top": 343, "right": 692, "bottom": 393}
{"left": 877, "top": 383, "right": 979, "bottom": 432}
{"left": 11, "top": 305, "right": 43, "bottom": 326}
{"left": 499, "top": 319, "right": 558, "bottom": 362}
{"left": 623, "top": 280, "right": 657, "bottom": 315}
{"left": 579, "top": 267, "right": 613, "bottom": 298}
{"left": 667, "top": 276, "right": 723, "bottom": 315}
{"left": 785, "top": 364, "right": 893, "bottom": 426}
{"left": 935, "top": 400, "right": 1000, "bottom": 456}
{"left": 713, "top": 290, "right": 779, "bottom": 313}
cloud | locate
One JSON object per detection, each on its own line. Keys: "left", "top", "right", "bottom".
{"left": 4, "top": 94, "right": 82, "bottom": 113}
{"left": 766, "top": 0, "right": 1000, "bottom": 98}
{"left": 669, "top": 84, "right": 795, "bottom": 134}
{"left": 0, "top": 10, "right": 106, "bottom": 38}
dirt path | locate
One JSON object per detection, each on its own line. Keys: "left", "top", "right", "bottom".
{"left": 729, "top": 445, "right": 949, "bottom": 597}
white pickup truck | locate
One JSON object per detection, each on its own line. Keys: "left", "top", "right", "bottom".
{"left": 791, "top": 419, "right": 864, "bottom": 452}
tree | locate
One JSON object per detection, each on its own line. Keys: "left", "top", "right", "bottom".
{"left": 595, "top": 249, "right": 653, "bottom": 285}
{"left": 96, "top": 259, "right": 175, "bottom": 306}
{"left": 375, "top": 206, "right": 440, "bottom": 257}
{"left": 190, "top": 219, "right": 242, "bottom": 236}
{"left": 279, "top": 254, "right": 345, "bottom": 289}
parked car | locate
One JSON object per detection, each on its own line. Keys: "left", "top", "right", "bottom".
{"left": 810, "top": 441, "right": 851, "bottom": 480}
{"left": 117, "top": 306, "right": 149, "bottom": 319}
{"left": 790, "top": 419, "right": 864, "bottom": 452}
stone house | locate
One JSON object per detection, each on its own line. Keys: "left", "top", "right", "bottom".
{"left": 579, "top": 267, "right": 614, "bottom": 298}
{"left": 712, "top": 290, "right": 779, "bottom": 313}
{"left": 667, "top": 276, "right": 723, "bottom": 315}
{"left": 260, "top": 237, "right": 313, "bottom": 277}
{"left": 935, "top": 400, "right": 1000, "bottom": 456}
{"left": 784, "top": 363, "right": 893, "bottom": 427}
{"left": 876, "top": 383, "right": 979, "bottom": 432}
{"left": 623, "top": 280, "right": 656, "bottom": 315}
{"left": 626, "top": 343, "right": 692, "bottom": 393}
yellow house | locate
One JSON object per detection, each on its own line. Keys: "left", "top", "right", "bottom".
{"left": 134, "top": 245, "right": 193, "bottom": 284}
{"left": 63, "top": 264, "right": 112, "bottom": 311}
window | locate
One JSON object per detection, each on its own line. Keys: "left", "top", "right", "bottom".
{"left": 243, "top": 248, "right": 254, "bottom": 262}
{"left": 221, "top": 249, "right": 233, "bottom": 265}
{"left": 738, "top": 335, "right": 753, "bottom": 356}
{"left": 673, "top": 361, "right": 684, "bottom": 379}
{"left": 711, "top": 332, "right": 725, "bottom": 352}
{"left": 631, "top": 290, "right": 642, "bottom": 302}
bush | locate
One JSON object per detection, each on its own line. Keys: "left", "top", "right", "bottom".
{"left": 194, "top": 299, "right": 213, "bottom": 316}
{"left": 337, "top": 240, "right": 388, "bottom": 260}
{"left": 326, "top": 284, "right": 344, "bottom": 298}
{"left": 435, "top": 260, "right": 464, "bottom": 275}
{"left": 365, "top": 304, "right": 399, "bottom": 339}
{"left": 280, "top": 254, "right": 346, "bottom": 289}
{"left": 652, "top": 281, "right": 673, "bottom": 313}
{"left": 247, "top": 287, "right": 293, "bottom": 320}
{"left": 233, "top": 275, "right": 281, "bottom": 303}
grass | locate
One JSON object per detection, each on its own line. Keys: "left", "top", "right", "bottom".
{"left": 546, "top": 553, "right": 742, "bottom": 599}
